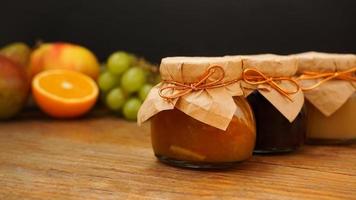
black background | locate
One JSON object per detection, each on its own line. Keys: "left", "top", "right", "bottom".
{"left": 1, "top": 0, "right": 355, "bottom": 63}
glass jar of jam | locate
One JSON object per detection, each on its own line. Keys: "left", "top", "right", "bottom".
{"left": 151, "top": 97, "right": 256, "bottom": 169}
{"left": 306, "top": 93, "right": 356, "bottom": 144}
{"left": 295, "top": 52, "right": 356, "bottom": 145}
{"left": 247, "top": 91, "right": 306, "bottom": 153}
{"left": 242, "top": 54, "right": 307, "bottom": 154}
{"left": 138, "top": 56, "right": 256, "bottom": 169}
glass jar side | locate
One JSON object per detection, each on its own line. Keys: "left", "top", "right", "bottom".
{"left": 150, "top": 96, "right": 256, "bottom": 169}
{"left": 247, "top": 91, "right": 306, "bottom": 154}
{"left": 306, "top": 93, "right": 356, "bottom": 144}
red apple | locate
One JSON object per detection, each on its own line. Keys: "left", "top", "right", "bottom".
{"left": 29, "top": 42, "right": 100, "bottom": 80}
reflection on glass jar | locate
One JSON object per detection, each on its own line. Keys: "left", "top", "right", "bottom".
{"left": 247, "top": 91, "right": 306, "bottom": 154}
{"left": 306, "top": 93, "right": 356, "bottom": 144}
{"left": 150, "top": 97, "right": 256, "bottom": 169}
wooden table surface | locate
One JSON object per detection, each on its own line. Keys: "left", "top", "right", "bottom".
{"left": 0, "top": 114, "right": 355, "bottom": 200}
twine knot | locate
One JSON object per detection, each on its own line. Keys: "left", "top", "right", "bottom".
{"left": 158, "top": 66, "right": 301, "bottom": 101}
{"left": 158, "top": 65, "right": 238, "bottom": 100}
{"left": 242, "top": 68, "right": 300, "bottom": 101}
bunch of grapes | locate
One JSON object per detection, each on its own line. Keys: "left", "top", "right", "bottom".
{"left": 98, "top": 51, "right": 159, "bottom": 120}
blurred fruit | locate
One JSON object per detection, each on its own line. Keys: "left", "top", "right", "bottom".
{"left": 121, "top": 67, "right": 146, "bottom": 93}
{"left": 106, "top": 88, "right": 126, "bottom": 111}
{"left": 29, "top": 42, "right": 100, "bottom": 80}
{"left": 0, "top": 55, "right": 29, "bottom": 119}
{"left": 98, "top": 71, "right": 120, "bottom": 92}
{"left": 28, "top": 44, "right": 51, "bottom": 78}
{"left": 138, "top": 84, "right": 153, "bottom": 101}
{"left": 122, "top": 98, "right": 142, "bottom": 120}
{"left": 32, "top": 69, "right": 98, "bottom": 118}
{"left": 97, "top": 50, "right": 159, "bottom": 120}
{"left": 0, "top": 42, "right": 31, "bottom": 67}
{"left": 107, "top": 51, "right": 134, "bottom": 75}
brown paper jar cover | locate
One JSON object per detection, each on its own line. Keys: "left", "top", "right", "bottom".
{"left": 138, "top": 56, "right": 246, "bottom": 130}
{"left": 295, "top": 52, "right": 356, "bottom": 144}
{"left": 138, "top": 56, "right": 256, "bottom": 169}
{"left": 239, "top": 54, "right": 306, "bottom": 153}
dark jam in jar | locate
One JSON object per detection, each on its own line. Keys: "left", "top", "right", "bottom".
{"left": 247, "top": 91, "right": 306, "bottom": 154}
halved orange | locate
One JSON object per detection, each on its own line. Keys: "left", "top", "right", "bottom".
{"left": 32, "top": 69, "right": 99, "bottom": 118}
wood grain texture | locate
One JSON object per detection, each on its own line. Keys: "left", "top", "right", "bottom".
{"left": 0, "top": 115, "right": 355, "bottom": 200}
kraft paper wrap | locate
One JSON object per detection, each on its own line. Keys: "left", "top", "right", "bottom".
{"left": 295, "top": 52, "right": 356, "bottom": 116}
{"left": 240, "top": 54, "right": 304, "bottom": 122}
{"left": 138, "top": 57, "right": 244, "bottom": 130}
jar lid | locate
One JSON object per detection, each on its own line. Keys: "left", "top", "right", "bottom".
{"left": 295, "top": 52, "right": 356, "bottom": 116}
{"left": 296, "top": 52, "right": 356, "bottom": 73}
{"left": 138, "top": 56, "right": 245, "bottom": 130}
{"left": 239, "top": 54, "right": 304, "bottom": 122}
{"left": 160, "top": 56, "right": 243, "bottom": 84}
{"left": 241, "top": 54, "right": 298, "bottom": 77}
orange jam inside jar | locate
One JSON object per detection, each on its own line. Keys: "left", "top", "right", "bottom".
{"left": 150, "top": 97, "right": 256, "bottom": 169}
{"left": 138, "top": 56, "right": 256, "bottom": 169}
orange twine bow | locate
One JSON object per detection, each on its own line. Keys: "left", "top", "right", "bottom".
{"left": 242, "top": 68, "right": 300, "bottom": 101}
{"left": 158, "top": 65, "right": 301, "bottom": 101}
{"left": 159, "top": 65, "right": 240, "bottom": 100}
{"left": 298, "top": 67, "right": 356, "bottom": 91}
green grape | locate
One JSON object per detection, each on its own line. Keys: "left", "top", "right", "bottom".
{"left": 106, "top": 88, "right": 126, "bottom": 111}
{"left": 138, "top": 84, "right": 153, "bottom": 101}
{"left": 122, "top": 98, "right": 142, "bottom": 120}
{"left": 107, "top": 51, "right": 133, "bottom": 75}
{"left": 120, "top": 67, "right": 146, "bottom": 93}
{"left": 98, "top": 71, "right": 120, "bottom": 92}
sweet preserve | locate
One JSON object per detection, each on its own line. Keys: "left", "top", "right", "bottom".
{"left": 247, "top": 91, "right": 306, "bottom": 153}
{"left": 151, "top": 97, "right": 256, "bottom": 169}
